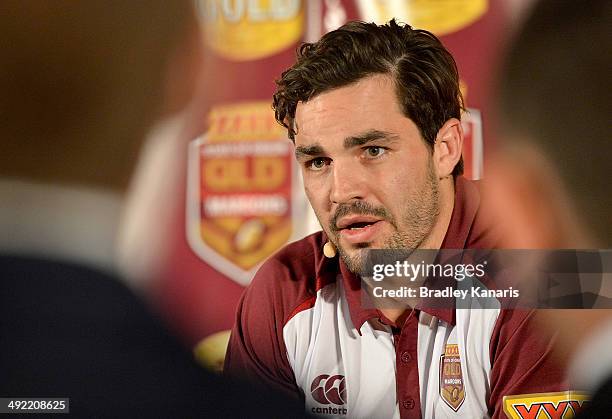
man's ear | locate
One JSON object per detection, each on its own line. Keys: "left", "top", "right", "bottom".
{"left": 433, "top": 118, "right": 463, "bottom": 178}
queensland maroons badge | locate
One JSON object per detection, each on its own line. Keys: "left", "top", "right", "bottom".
{"left": 187, "top": 101, "right": 295, "bottom": 285}
{"left": 440, "top": 344, "right": 466, "bottom": 411}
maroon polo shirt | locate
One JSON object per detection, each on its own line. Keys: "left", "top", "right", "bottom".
{"left": 224, "top": 177, "right": 574, "bottom": 418}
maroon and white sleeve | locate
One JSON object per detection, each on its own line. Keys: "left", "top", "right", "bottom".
{"left": 224, "top": 258, "right": 305, "bottom": 400}
{"left": 487, "top": 309, "right": 572, "bottom": 418}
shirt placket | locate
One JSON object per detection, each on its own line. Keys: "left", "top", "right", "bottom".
{"left": 393, "top": 311, "right": 421, "bottom": 419}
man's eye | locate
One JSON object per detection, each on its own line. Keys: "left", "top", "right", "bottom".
{"left": 307, "top": 157, "right": 328, "bottom": 170}
{"left": 365, "top": 146, "right": 385, "bottom": 158}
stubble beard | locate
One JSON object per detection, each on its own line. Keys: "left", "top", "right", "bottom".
{"left": 326, "top": 161, "right": 440, "bottom": 276}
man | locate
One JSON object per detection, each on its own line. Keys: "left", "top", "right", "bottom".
{"left": 0, "top": 2, "right": 304, "bottom": 417}
{"left": 488, "top": 0, "right": 611, "bottom": 416}
{"left": 225, "top": 20, "right": 576, "bottom": 418}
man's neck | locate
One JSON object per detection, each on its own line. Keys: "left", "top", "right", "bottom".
{"left": 420, "top": 176, "right": 456, "bottom": 249}
{"left": 378, "top": 176, "right": 456, "bottom": 324}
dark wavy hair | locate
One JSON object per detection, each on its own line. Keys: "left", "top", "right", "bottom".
{"left": 273, "top": 19, "right": 464, "bottom": 176}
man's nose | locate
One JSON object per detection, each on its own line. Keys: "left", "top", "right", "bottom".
{"left": 329, "top": 159, "right": 367, "bottom": 204}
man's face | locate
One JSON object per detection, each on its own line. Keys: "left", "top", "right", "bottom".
{"left": 294, "top": 75, "right": 440, "bottom": 274}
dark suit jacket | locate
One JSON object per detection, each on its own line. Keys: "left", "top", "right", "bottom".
{"left": 0, "top": 255, "right": 305, "bottom": 418}
{"left": 577, "top": 378, "right": 612, "bottom": 418}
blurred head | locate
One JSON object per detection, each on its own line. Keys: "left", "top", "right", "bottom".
{"left": 273, "top": 20, "right": 464, "bottom": 272}
{"left": 491, "top": 0, "right": 611, "bottom": 248}
{"left": 489, "top": 0, "right": 612, "bottom": 362}
{"left": 0, "top": 0, "right": 201, "bottom": 192}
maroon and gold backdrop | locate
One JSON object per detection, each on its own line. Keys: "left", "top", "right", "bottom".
{"left": 145, "top": 0, "right": 512, "bottom": 369}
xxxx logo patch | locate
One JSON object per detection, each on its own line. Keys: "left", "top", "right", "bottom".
{"left": 503, "top": 391, "right": 590, "bottom": 418}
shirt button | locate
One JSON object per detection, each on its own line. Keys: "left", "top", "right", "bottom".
{"left": 400, "top": 351, "right": 412, "bottom": 363}
{"left": 402, "top": 398, "right": 415, "bottom": 410}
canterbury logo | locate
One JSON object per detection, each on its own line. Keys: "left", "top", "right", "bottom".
{"left": 310, "top": 374, "right": 346, "bottom": 405}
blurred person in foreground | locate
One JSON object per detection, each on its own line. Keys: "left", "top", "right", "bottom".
{"left": 0, "top": 1, "right": 304, "bottom": 417}
{"left": 489, "top": 0, "right": 611, "bottom": 416}
{"left": 225, "top": 18, "right": 583, "bottom": 418}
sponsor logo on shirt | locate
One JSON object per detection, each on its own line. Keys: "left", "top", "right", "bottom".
{"left": 310, "top": 374, "right": 347, "bottom": 415}
{"left": 503, "top": 391, "right": 590, "bottom": 418}
{"left": 440, "top": 344, "right": 466, "bottom": 411}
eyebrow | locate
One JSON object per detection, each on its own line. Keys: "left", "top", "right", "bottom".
{"left": 343, "top": 129, "right": 398, "bottom": 148}
{"left": 295, "top": 144, "right": 324, "bottom": 160}
{"left": 294, "top": 129, "right": 398, "bottom": 160}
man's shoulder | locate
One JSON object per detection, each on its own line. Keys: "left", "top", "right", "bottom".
{"left": 0, "top": 254, "right": 131, "bottom": 300}
{"left": 264, "top": 231, "right": 326, "bottom": 278}
{"left": 0, "top": 254, "right": 166, "bottom": 336}
{"left": 242, "top": 231, "right": 332, "bottom": 320}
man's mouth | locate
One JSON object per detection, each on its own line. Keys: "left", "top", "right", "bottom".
{"left": 345, "top": 221, "right": 376, "bottom": 230}
{"left": 335, "top": 215, "right": 384, "bottom": 244}
{"left": 335, "top": 215, "right": 382, "bottom": 230}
